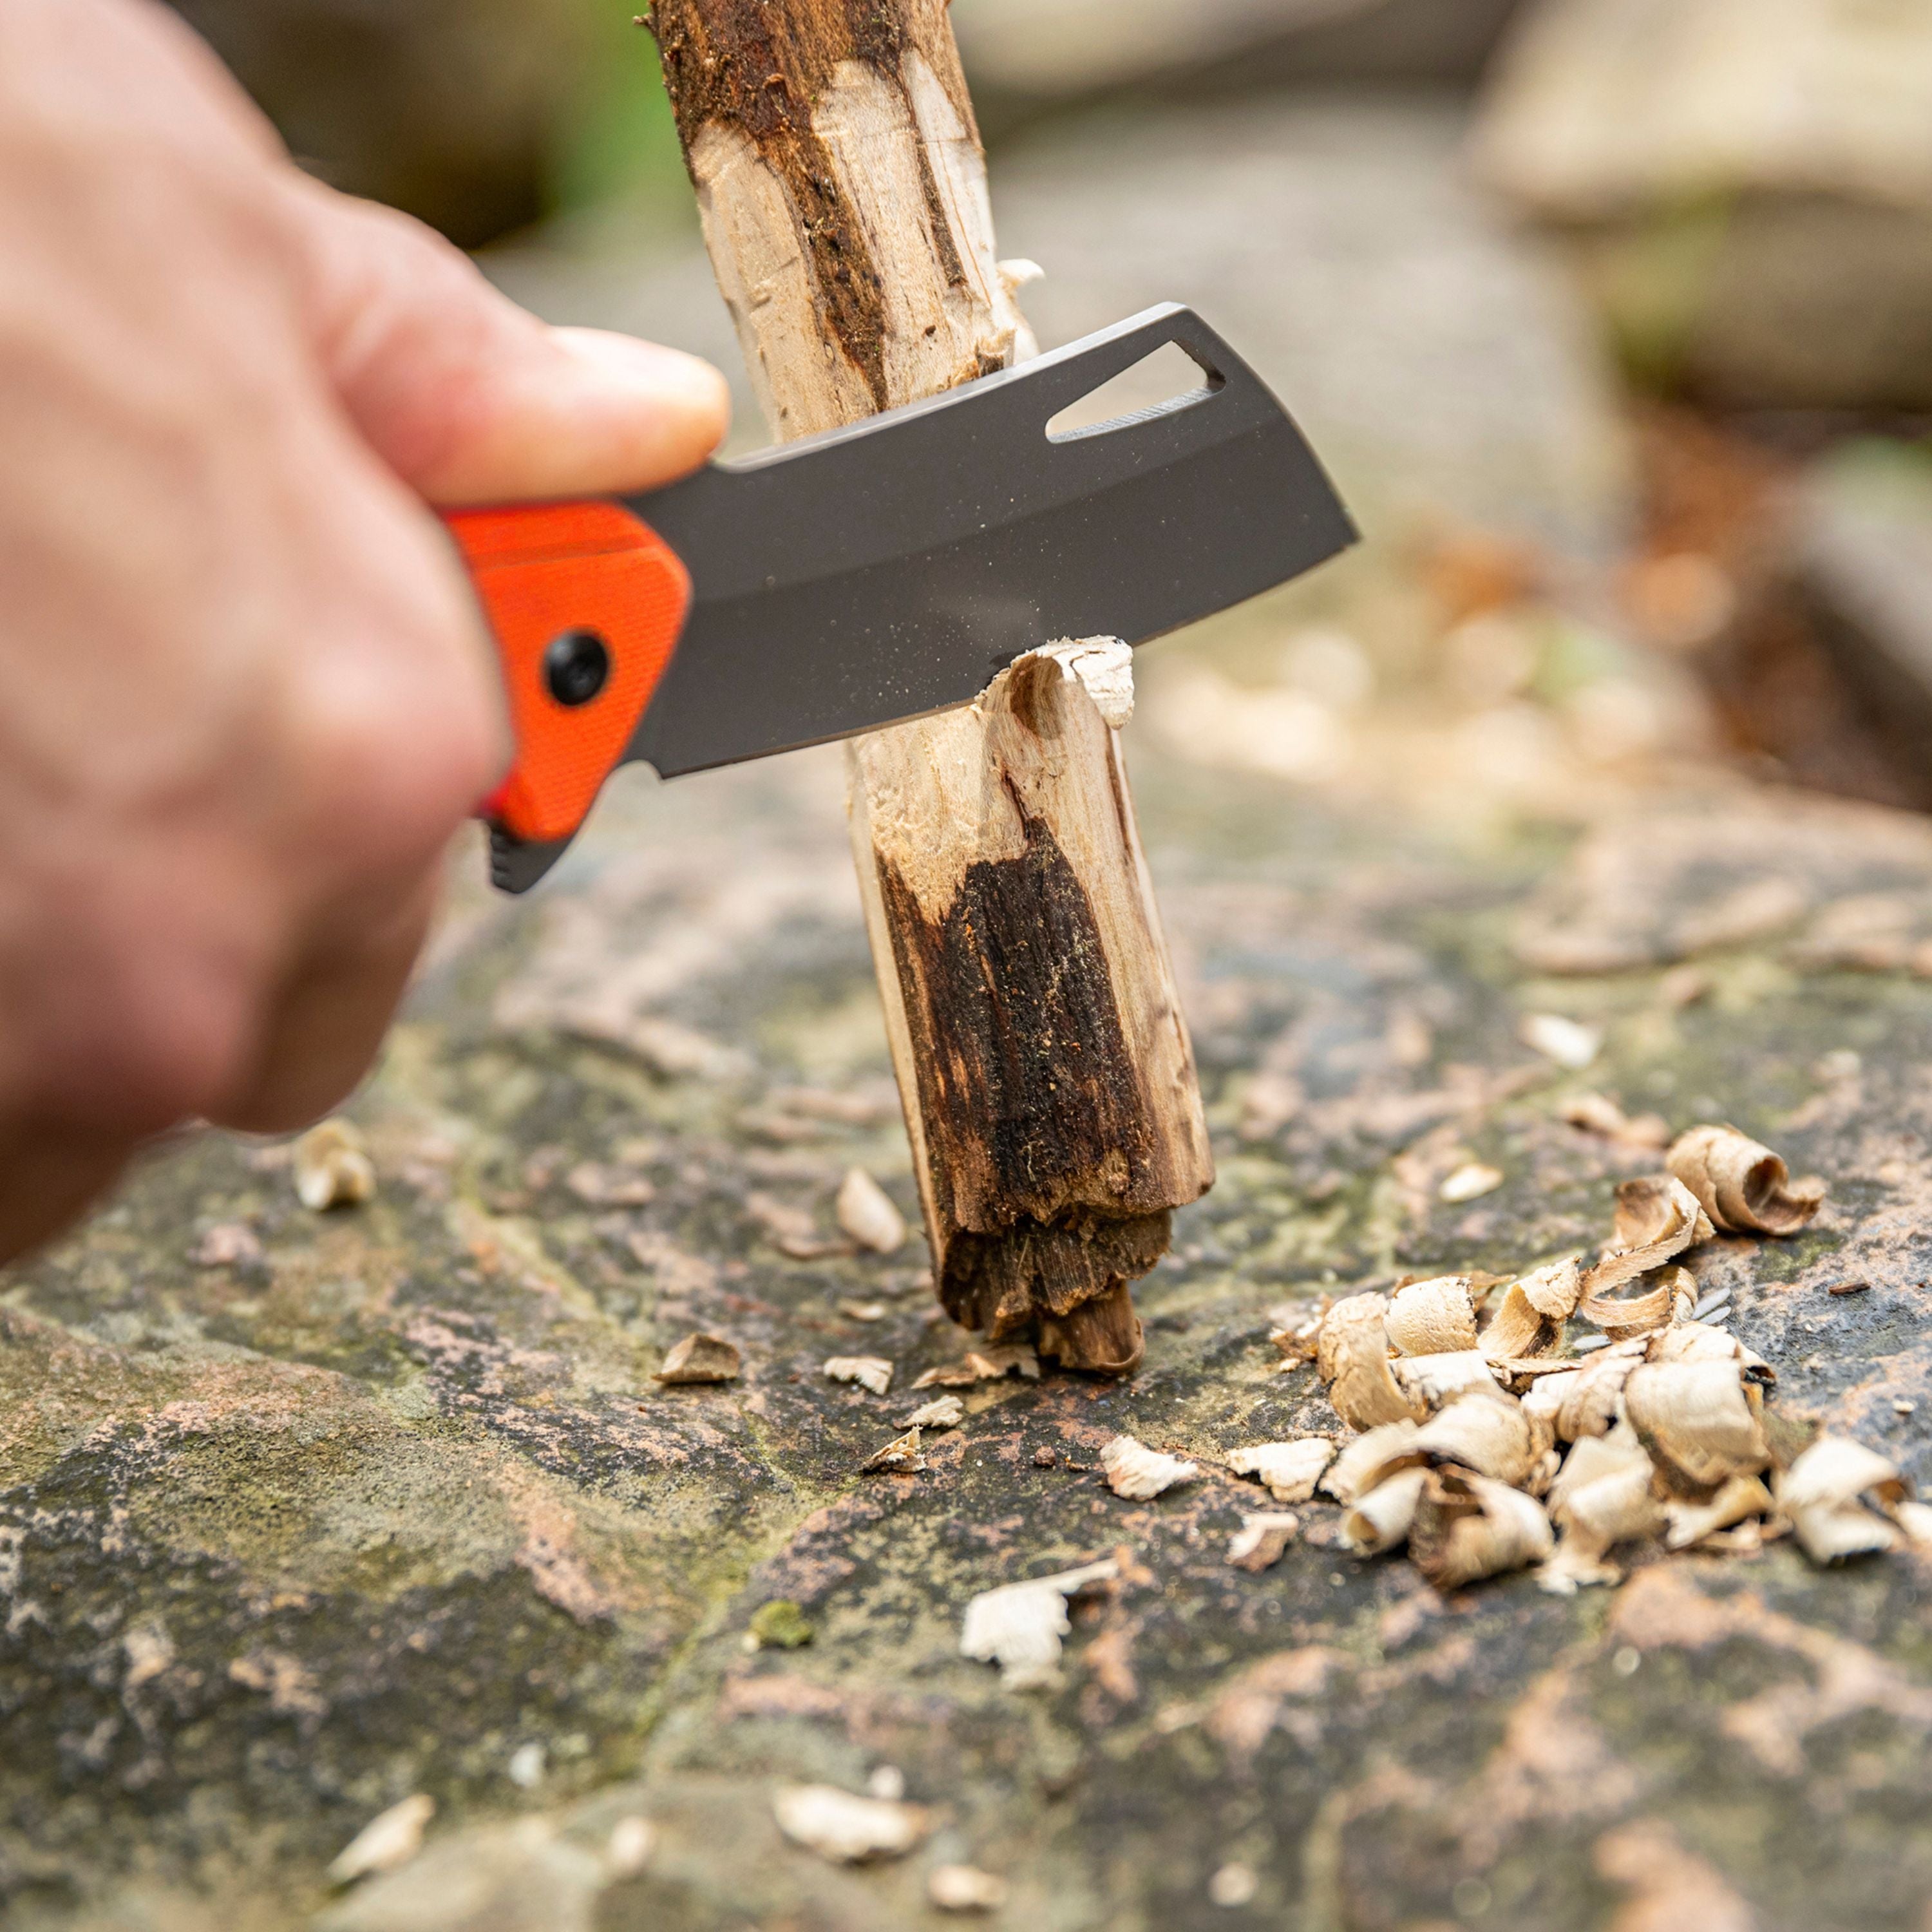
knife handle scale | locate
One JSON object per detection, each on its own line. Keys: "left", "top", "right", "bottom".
{"left": 442, "top": 501, "right": 692, "bottom": 845}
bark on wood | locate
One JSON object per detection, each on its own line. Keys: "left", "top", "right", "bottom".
{"left": 650, "top": 0, "right": 1213, "bottom": 1372}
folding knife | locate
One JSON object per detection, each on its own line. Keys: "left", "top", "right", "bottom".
{"left": 445, "top": 303, "right": 1356, "bottom": 892}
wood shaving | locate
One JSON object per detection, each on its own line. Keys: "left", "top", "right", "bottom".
{"left": 1386, "top": 1276, "right": 1479, "bottom": 1355}
{"left": 929, "top": 1864, "right": 1010, "bottom": 1913}
{"left": 824, "top": 1355, "right": 894, "bottom": 1395}
{"left": 1392, "top": 1350, "right": 1504, "bottom": 1410}
{"left": 901, "top": 1394, "right": 965, "bottom": 1430}
{"left": 652, "top": 1333, "right": 741, "bottom": 1385}
{"left": 1316, "top": 1292, "right": 1425, "bottom": 1429}
{"left": 1550, "top": 1340, "right": 1647, "bottom": 1439}
{"left": 1227, "top": 1511, "right": 1301, "bottom": 1571}
{"left": 1624, "top": 1359, "right": 1769, "bottom": 1493}
{"left": 1776, "top": 1435, "right": 1909, "bottom": 1564}
{"left": 913, "top": 1346, "right": 1039, "bottom": 1388}
{"left": 1023, "top": 637, "right": 1135, "bottom": 728}
{"left": 1411, "top": 1389, "right": 1548, "bottom": 1490}
{"left": 772, "top": 1785, "right": 930, "bottom": 1863}
{"left": 1520, "top": 1012, "right": 1601, "bottom": 1068}
{"left": 1664, "top": 1474, "right": 1772, "bottom": 1550}
{"left": 1320, "top": 1420, "right": 1425, "bottom": 1504}
{"left": 294, "top": 1121, "right": 376, "bottom": 1213}
{"left": 835, "top": 1167, "right": 908, "bottom": 1254}
{"left": 959, "top": 1558, "right": 1118, "bottom": 1687}
{"left": 1341, "top": 1466, "right": 1429, "bottom": 1555}
{"left": 859, "top": 1426, "right": 927, "bottom": 1474}
{"left": 328, "top": 1793, "right": 434, "bottom": 1886}
{"left": 1578, "top": 1178, "right": 1711, "bottom": 1327}
{"left": 1226, "top": 1438, "right": 1334, "bottom": 1502}
{"left": 1540, "top": 1428, "right": 1662, "bottom": 1594}
{"left": 1558, "top": 1092, "right": 1671, "bottom": 1148}
{"left": 1667, "top": 1124, "right": 1826, "bottom": 1235}
{"left": 1269, "top": 1303, "right": 1330, "bottom": 1364}
{"left": 1100, "top": 1435, "right": 1200, "bottom": 1499}
{"left": 1479, "top": 1256, "right": 1583, "bottom": 1361}
{"left": 1408, "top": 1468, "right": 1553, "bottom": 1589}
{"left": 1439, "top": 1162, "right": 1504, "bottom": 1203}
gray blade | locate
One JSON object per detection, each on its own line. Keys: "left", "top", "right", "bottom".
{"left": 627, "top": 304, "right": 1355, "bottom": 780}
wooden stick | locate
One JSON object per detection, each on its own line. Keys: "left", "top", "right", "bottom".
{"left": 650, "top": 0, "right": 1213, "bottom": 1372}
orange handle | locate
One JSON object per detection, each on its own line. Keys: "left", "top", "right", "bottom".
{"left": 442, "top": 500, "right": 692, "bottom": 846}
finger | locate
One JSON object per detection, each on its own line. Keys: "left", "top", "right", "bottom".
{"left": 294, "top": 184, "right": 730, "bottom": 506}
{"left": 213, "top": 862, "right": 442, "bottom": 1137}
{"left": 0, "top": 1119, "right": 129, "bottom": 1264}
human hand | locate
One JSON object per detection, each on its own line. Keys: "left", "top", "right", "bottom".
{"left": 0, "top": 0, "right": 728, "bottom": 1258}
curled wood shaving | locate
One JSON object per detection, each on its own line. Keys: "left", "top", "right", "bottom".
{"left": 1320, "top": 1420, "right": 1425, "bottom": 1504}
{"left": 1386, "top": 1277, "right": 1478, "bottom": 1355}
{"left": 294, "top": 1121, "right": 376, "bottom": 1213}
{"left": 959, "top": 1558, "right": 1118, "bottom": 1687}
{"left": 835, "top": 1167, "right": 908, "bottom": 1255}
{"left": 1540, "top": 1428, "right": 1662, "bottom": 1594}
{"left": 1100, "top": 1435, "right": 1200, "bottom": 1500}
{"left": 860, "top": 1426, "right": 927, "bottom": 1474}
{"left": 1664, "top": 1474, "right": 1772, "bottom": 1550}
{"left": 1227, "top": 1511, "right": 1302, "bottom": 1571}
{"left": 1624, "top": 1359, "right": 1769, "bottom": 1493}
{"left": 1647, "top": 1319, "right": 1772, "bottom": 1378}
{"left": 1392, "top": 1349, "right": 1504, "bottom": 1411}
{"left": 824, "top": 1355, "right": 894, "bottom": 1396}
{"left": 913, "top": 1346, "right": 1039, "bottom": 1389}
{"left": 1776, "top": 1435, "right": 1909, "bottom": 1564}
{"left": 1410, "top": 1389, "right": 1548, "bottom": 1490}
{"left": 1667, "top": 1124, "right": 1825, "bottom": 1236}
{"left": 1341, "top": 1467, "right": 1430, "bottom": 1555}
{"left": 1269, "top": 1305, "right": 1329, "bottom": 1365}
{"left": 1479, "top": 1256, "right": 1582, "bottom": 1361}
{"left": 328, "top": 1793, "right": 435, "bottom": 1886}
{"left": 772, "top": 1785, "right": 930, "bottom": 1864}
{"left": 1409, "top": 1469, "right": 1554, "bottom": 1589}
{"left": 1578, "top": 1178, "right": 1711, "bottom": 1328}
{"left": 653, "top": 1333, "right": 742, "bottom": 1385}
{"left": 929, "top": 1864, "right": 1010, "bottom": 1913}
{"left": 1226, "top": 1438, "right": 1334, "bottom": 1503}
{"left": 1550, "top": 1340, "right": 1648, "bottom": 1440}
{"left": 1317, "top": 1293, "right": 1424, "bottom": 1430}
{"left": 902, "top": 1394, "right": 965, "bottom": 1430}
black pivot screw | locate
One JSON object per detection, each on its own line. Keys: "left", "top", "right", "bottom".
{"left": 543, "top": 629, "right": 612, "bottom": 707}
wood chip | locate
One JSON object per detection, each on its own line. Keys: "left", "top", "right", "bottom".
{"left": 1317, "top": 1292, "right": 1425, "bottom": 1429}
{"left": 1624, "top": 1359, "right": 1770, "bottom": 1493}
{"left": 1387, "top": 1276, "right": 1479, "bottom": 1355}
{"left": 1392, "top": 1349, "right": 1504, "bottom": 1410}
{"left": 328, "top": 1793, "right": 434, "bottom": 1886}
{"left": 913, "top": 1346, "right": 1039, "bottom": 1389}
{"left": 653, "top": 1333, "right": 742, "bottom": 1385}
{"left": 1776, "top": 1435, "right": 1909, "bottom": 1564}
{"left": 1340, "top": 1467, "right": 1429, "bottom": 1555}
{"left": 1099, "top": 1435, "right": 1200, "bottom": 1500}
{"left": 772, "top": 1785, "right": 930, "bottom": 1863}
{"left": 1411, "top": 1389, "right": 1547, "bottom": 1490}
{"left": 293, "top": 1121, "right": 375, "bottom": 1213}
{"left": 1226, "top": 1438, "right": 1334, "bottom": 1503}
{"left": 1479, "top": 1256, "right": 1584, "bottom": 1361}
{"left": 1664, "top": 1473, "right": 1772, "bottom": 1550}
{"left": 929, "top": 1864, "right": 1010, "bottom": 1913}
{"left": 859, "top": 1425, "right": 927, "bottom": 1474}
{"left": 824, "top": 1355, "right": 894, "bottom": 1395}
{"left": 1227, "top": 1511, "right": 1301, "bottom": 1571}
{"left": 1558, "top": 1092, "right": 1671, "bottom": 1148}
{"left": 838, "top": 1300, "right": 889, "bottom": 1322}
{"left": 1320, "top": 1420, "right": 1425, "bottom": 1504}
{"left": 190, "top": 1222, "right": 261, "bottom": 1268}
{"left": 902, "top": 1394, "right": 965, "bottom": 1430}
{"left": 835, "top": 1167, "right": 909, "bottom": 1255}
{"left": 1825, "top": 1279, "right": 1869, "bottom": 1297}
{"left": 959, "top": 1558, "right": 1118, "bottom": 1687}
{"left": 1520, "top": 1012, "right": 1601, "bottom": 1068}
{"left": 1409, "top": 1469, "right": 1554, "bottom": 1590}
{"left": 1667, "top": 1124, "right": 1825, "bottom": 1235}
{"left": 565, "top": 1161, "right": 656, "bottom": 1207}
{"left": 1439, "top": 1162, "right": 1504, "bottom": 1203}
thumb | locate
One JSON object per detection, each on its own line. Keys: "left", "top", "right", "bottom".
{"left": 294, "top": 182, "right": 730, "bottom": 506}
